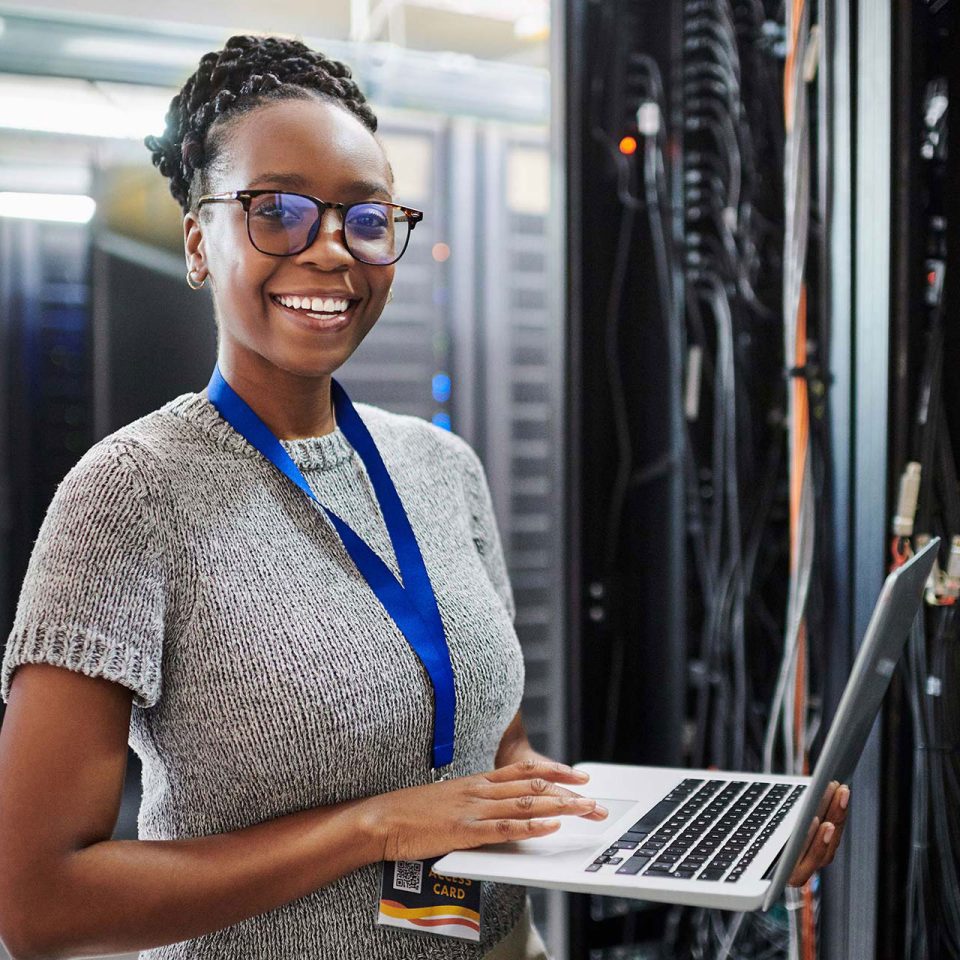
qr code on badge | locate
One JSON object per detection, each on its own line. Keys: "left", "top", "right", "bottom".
{"left": 393, "top": 860, "right": 423, "bottom": 894}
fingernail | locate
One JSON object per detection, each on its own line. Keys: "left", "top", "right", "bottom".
{"left": 573, "top": 769, "right": 590, "bottom": 780}
{"left": 840, "top": 788, "right": 849, "bottom": 810}
{"left": 823, "top": 823, "right": 835, "bottom": 843}
{"left": 542, "top": 819, "right": 561, "bottom": 829}
{"left": 595, "top": 804, "right": 609, "bottom": 817}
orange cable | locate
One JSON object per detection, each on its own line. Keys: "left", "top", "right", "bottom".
{"left": 785, "top": 2, "right": 816, "bottom": 949}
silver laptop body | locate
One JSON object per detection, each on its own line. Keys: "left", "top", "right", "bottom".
{"left": 433, "top": 539, "right": 939, "bottom": 912}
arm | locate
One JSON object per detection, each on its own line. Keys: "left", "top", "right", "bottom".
{"left": 0, "top": 667, "right": 617, "bottom": 960}
{"left": 0, "top": 665, "right": 385, "bottom": 960}
{"left": 495, "top": 708, "right": 551, "bottom": 769}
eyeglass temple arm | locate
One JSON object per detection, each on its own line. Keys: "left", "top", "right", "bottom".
{"left": 197, "top": 193, "right": 243, "bottom": 205}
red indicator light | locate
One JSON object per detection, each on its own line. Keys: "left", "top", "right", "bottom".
{"left": 619, "top": 136, "right": 638, "bottom": 155}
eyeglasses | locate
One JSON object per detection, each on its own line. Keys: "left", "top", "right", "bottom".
{"left": 196, "top": 189, "right": 424, "bottom": 266}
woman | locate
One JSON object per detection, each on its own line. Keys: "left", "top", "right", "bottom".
{"left": 0, "top": 35, "right": 846, "bottom": 960}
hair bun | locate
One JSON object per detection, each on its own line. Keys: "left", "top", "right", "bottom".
{"left": 144, "top": 35, "right": 380, "bottom": 214}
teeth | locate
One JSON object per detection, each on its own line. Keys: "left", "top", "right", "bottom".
{"left": 277, "top": 295, "right": 351, "bottom": 314}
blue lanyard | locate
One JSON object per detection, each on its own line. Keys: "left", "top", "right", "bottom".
{"left": 206, "top": 364, "right": 456, "bottom": 771}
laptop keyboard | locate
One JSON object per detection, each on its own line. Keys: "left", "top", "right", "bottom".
{"left": 584, "top": 778, "right": 807, "bottom": 883}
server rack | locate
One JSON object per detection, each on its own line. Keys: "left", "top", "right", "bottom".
{"left": 0, "top": 217, "right": 92, "bottom": 727}
{"left": 565, "top": 1, "right": 959, "bottom": 958}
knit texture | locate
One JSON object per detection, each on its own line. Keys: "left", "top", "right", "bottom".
{"left": 1, "top": 388, "right": 533, "bottom": 959}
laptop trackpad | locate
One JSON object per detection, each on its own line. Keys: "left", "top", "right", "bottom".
{"left": 552, "top": 797, "right": 636, "bottom": 837}
{"left": 505, "top": 796, "right": 638, "bottom": 854}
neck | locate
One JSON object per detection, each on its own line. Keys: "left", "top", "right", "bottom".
{"left": 212, "top": 349, "right": 337, "bottom": 440}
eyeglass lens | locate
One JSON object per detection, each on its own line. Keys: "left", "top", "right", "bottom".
{"left": 246, "top": 192, "right": 411, "bottom": 264}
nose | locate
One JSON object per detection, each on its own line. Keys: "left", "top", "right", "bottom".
{"left": 295, "top": 206, "right": 352, "bottom": 269}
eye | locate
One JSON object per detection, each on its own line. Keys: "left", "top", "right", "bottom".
{"left": 249, "top": 194, "right": 308, "bottom": 225}
{"left": 346, "top": 203, "right": 390, "bottom": 233}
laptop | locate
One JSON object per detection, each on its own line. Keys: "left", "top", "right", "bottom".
{"left": 433, "top": 538, "right": 939, "bottom": 912}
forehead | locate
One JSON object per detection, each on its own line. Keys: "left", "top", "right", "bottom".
{"left": 217, "top": 97, "right": 391, "bottom": 198}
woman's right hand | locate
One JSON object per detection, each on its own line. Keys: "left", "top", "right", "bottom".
{"left": 366, "top": 759, "right": 609, "bottom": 863}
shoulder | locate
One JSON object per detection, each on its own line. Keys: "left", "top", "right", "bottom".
{"left": 352, "top": 401, "right": 484, "bottom": 476}
{"left": 53, "top": 395, "right": 200, "bottom": 506}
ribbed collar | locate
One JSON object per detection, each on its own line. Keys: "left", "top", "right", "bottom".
{"left": 164, "top": 391, "right": 356, "bottom": 473}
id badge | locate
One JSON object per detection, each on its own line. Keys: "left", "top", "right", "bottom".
{"left": 377, "top": 857, "right": 483, "bottom": 941}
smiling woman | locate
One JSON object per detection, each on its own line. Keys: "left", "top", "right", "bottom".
{"left": 0, "top": 33, "right": 592, "bottom": 960}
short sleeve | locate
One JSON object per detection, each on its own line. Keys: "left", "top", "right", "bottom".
{"left": 457, "top": 440, "right": 517, "bottom": 624}
{"left": 1, "top": 439, "right": 168, "bottom": 709}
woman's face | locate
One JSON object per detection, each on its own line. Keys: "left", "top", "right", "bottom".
{"left": 183, "top": 97, "right": 396, "bottom": 380}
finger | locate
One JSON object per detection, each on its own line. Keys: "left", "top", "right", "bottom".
{"left": 482, "top": 778, "right": 609, "bottom": 820}
{"left": 787, "top": 816, "right": 821, "bottom": 886}
{"left": 814, "top": 780, "right": 839, "bottom": 823}
{"left": 815, "top": 784, "right": 850, "bottom": 866}
{"left": 821, "top": 790, "right": 849, "bottom": 864}
{"left": 789, "top": 819, "right": 837, "bottom": 886}
{"left": 484, "top": 758, "right": 591, "bottom": 786}
{"left": 829, "top": 784, "right": 850, "bottom": 826}
{"left": 469, "top": 816, "right": 564, "bottom": 846}
{"left": 483, "top": 793, "right": 603, "bottom": 822}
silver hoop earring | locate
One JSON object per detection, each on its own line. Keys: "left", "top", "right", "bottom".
{"left": 386, "top": 287, "right": 394, "bottom": 303}
{"left": 186, "top": 269, "right": 206, "bottom": 291}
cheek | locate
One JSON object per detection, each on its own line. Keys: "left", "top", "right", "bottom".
{"left": 366, "top": 265, "right": 395, "bottom": 298}
{"left": 214, "top": 249, "right": 276, "bottom": 306}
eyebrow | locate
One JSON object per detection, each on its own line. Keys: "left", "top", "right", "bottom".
{"left": 247, "top": 172, "right": 393, "bottom": 199}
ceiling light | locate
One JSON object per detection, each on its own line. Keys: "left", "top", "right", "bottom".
{"left": 62, "top": 36, "right": 208, "bottom": 68}
{"left": 514, "top": 12, "right": 549, "bottom": 39}
{"left": 0, "top": 191, "right": 96, "bottom": 224}
{"left": 0, "top": 74, "right": 168, "bottom": 140}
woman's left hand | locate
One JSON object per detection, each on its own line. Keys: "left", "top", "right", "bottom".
{"left": 786, "top": 780, "right": 850, "bottom": 886}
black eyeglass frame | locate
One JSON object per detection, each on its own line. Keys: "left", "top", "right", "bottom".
{"left": 196, "top": 189, "right": 425, "bottom": 266}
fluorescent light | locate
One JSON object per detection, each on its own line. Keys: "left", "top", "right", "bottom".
{"left": 0, "top": 74, "right": 169, "bottom": 140}
{"left": 0, "top": 192, "right": 95, "bottom": 223}
{"left": 62, "top": 36, "right": 209, "bottom": 68}
{"left": 513, "top": 13, "right": 549, "bottom": 39}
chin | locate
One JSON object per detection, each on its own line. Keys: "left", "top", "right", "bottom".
{"left": 260, "top": 345, "right": 353, "bottom": 381}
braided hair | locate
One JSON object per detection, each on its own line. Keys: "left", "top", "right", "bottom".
{"left": 145, "top": 35, "right": 381, "bottom": 213}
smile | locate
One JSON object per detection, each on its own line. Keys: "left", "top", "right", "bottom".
{"left": 270, "top": 293, "right": 360, "bottom": 331}
{"left": 271, "top": 293, "right": 357, "bottom": 316}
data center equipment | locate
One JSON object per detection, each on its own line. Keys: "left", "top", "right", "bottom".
{"left": 564, "top": 0, "right": 959, "bottom": 958}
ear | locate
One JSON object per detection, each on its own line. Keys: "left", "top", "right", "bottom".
{"left": 183, "top": 209, "right": 208, "bottom": 283}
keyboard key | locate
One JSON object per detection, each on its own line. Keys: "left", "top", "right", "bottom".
{"left": 631, "top": 799, "right": 682, "bottom": 833}
{"left": 616, "top": 857, "right": 649, "bottom": 875}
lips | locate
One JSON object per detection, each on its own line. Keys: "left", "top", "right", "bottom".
{"left": 270, "top": 293, "right": 359, "bottom": 332}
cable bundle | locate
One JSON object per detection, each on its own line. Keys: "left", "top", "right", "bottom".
{"left": 585, "top": 0, "right": 824, "bottom": 954}
{"left": 647, "top": 1, "right": 821, "bottom": 956}
{"left": 892, "top": 74, "right": 960, "bottom": 960}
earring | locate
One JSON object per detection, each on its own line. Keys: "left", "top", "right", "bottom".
{"left": 186, "top": 269, "right": 206, "bottom": 291}
{"left": 386, "top": 287, "right": 394, "bottom": 303}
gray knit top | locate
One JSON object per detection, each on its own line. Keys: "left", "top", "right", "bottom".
{"left": 0, "top": 389, "right": 532, "bottom": 959}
